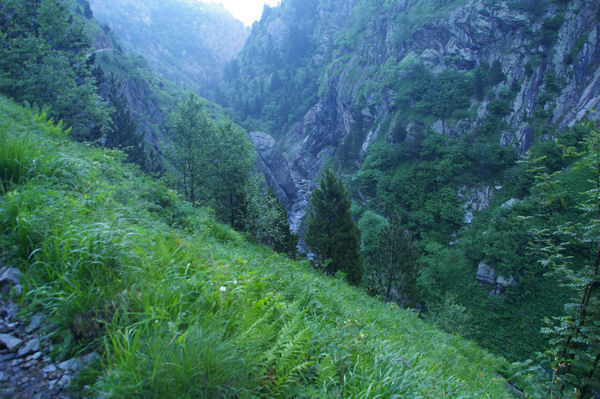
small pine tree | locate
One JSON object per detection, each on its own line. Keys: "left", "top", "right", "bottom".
{"left": 305, "top": 168, "right": 363, "bottom": 285}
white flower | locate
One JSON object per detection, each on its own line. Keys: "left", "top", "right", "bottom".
{"left": 219, "top": 286, "right": 227, "bottom": 292}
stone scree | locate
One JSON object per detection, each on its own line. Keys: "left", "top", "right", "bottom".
{"left": 0, "top": 266, "right": 97, "bottom": 398}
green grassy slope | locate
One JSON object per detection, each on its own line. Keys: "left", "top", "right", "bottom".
{"left": 0, "top": 95, "right": 513, "bottom": 397}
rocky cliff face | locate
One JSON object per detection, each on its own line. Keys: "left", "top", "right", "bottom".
{"left": 236, "top": 0, "right": 600, "bottom": 227}
{"left": 89, "top": 30, "right": 181, "bottom": 148}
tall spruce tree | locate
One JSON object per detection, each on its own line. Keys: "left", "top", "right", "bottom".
{"left": 305, "top": 168, "right": 363, "bottom": 285}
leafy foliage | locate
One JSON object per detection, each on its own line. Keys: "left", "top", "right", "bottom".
{"left": 530, "top": 120, "right": 600, "bottom": 398}
{"left": 365, "top": 211, "right": 419, "bottom": 305}
{"left": 244, "top": 178, "right": 298, "bottom": 256}
{"left": 165, "top": 93, "right": 254, "bottom": 228}
{"left": 164, "top": 93, "right": 295, "bottom": 251}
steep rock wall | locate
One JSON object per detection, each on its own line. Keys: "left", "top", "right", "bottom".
{"left": 242, "top": 0, "right": 600, "bottom": 226}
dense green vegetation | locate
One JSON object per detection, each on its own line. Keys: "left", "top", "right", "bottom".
{"left": 218, "top": 0, "right": 323, "bottom": 131}
{"left": 2, "top": 0, "right": 599, "bottom": 396}
{"left": 0, "top": 0, "right": 292, "bottom": 251}
{"left": 0, "top": 0, "right": 109, "bottom": 141}
{"left": 0, "top": 96, "right": 515, "bottom": 397}
{"left": 352, "top": 120, "right": 597, "bottom": 360}
{"left": 217, "top": 0, "right": 598, "bottom": 369}
{"left": 366, "top": 211, "right": 419, "bottom": 306}
{"left": 163, "top": 93, "right": 296, "bottom": 252}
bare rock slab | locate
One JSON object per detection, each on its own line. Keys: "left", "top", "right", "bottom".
{"left": 0, "top": 333, "right": 23, "bottom": 351}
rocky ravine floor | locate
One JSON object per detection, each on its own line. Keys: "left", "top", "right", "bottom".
{"left": 0, "top": 266, "right": 97, "bottom": 398}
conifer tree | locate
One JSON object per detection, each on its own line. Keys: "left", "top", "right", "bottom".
{"left": 305, "top": 168, "right": 363, "bottom": 285}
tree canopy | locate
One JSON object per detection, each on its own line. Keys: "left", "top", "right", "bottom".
{"left": 165, "top": 93, "right": 254, "bottom": 229}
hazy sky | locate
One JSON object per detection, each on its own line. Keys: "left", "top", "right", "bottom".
{"left": 207, "top": 0, "right": 281, "bottom": 26}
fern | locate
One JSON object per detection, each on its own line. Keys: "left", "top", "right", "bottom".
{"left": 316, "top": 354, "right": 339, "bottom": 393}
{"left": 261, "top": 310, "right": 315, "bottom": 396}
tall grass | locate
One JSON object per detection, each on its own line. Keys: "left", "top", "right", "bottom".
{"left": 0, "top": 132, "right": 36, "bottom": 191}
{"left": 0, "top": 95, "right": 518, "bottom": 397}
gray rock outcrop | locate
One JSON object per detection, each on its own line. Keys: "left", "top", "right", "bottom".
{"left": 249, "top": 131, "right": 300, "bottom": 208}
{"left": 476, "top": 261, "right": 518, "bottom": 295}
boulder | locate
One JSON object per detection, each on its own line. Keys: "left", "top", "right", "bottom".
{"left": 476, "top": 262, "right": 496, "bottom": 285}
{"left": 476, "top": 262, "right": 519, "bottom": 295}
{"left": 497, "top": 275, "right": 518, "bottom": 287}
{"left": 501, "top": 198, "right": 521, "bottom": 210}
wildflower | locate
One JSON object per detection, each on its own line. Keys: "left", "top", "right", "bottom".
{"left": 219, "top": 286, "right": 227, "bottom": 292}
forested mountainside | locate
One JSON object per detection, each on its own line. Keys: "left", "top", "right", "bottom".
{"left": 216, "top": 0, "right": 600, "bottom": 362}
{"left": 221, "top": 0, "right": 600, "bottom": 215}
{"left": 88, "top": 0, "right": 249, "bottom": 95}
{"left": 79, "top": 3, "right": 185, "bottom": 155}
{"left": 0, "top": 95, "right": 518, "bottom": 397}
{"left": 1, "top": 0, "right": 599, "bottom": 396}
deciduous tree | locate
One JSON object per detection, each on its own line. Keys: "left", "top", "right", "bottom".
{"left": 368, "top": 211, "right": 418, "bottom": 305}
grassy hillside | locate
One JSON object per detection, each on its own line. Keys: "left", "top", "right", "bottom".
{"left": 0, "top": 95, "right": 515, "bottom": 397}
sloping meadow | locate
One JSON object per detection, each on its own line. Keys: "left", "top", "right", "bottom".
{"left": 0, "top": 96, "right": 513, "bottom": 397}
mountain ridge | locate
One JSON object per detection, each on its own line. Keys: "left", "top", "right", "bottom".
{"left": 88, "top": 0, "right": 250, "bottom": 95}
